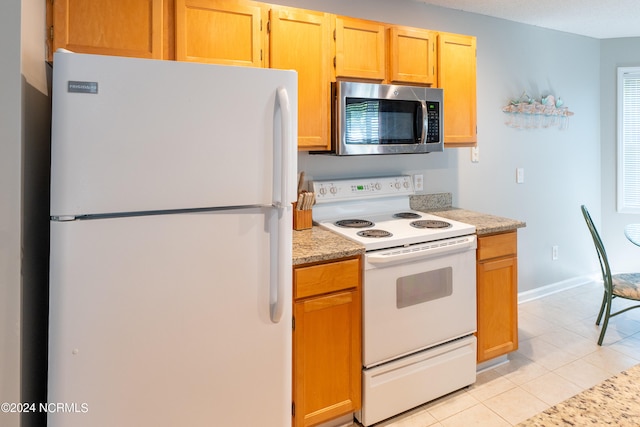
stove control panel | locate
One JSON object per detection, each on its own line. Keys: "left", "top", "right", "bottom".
{"left": 312, "top": 176, "right": 414, "bottom": 203}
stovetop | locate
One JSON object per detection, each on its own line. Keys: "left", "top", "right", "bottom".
{"left": 316, "top": 209, "right": 475, "bottom": 251}
{"left": 312, "top": 176, "right": 476, "bottom": 251}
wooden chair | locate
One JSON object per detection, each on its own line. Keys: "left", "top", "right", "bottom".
{"left": 581, "top": 205, "right": 640, "bottom": 345}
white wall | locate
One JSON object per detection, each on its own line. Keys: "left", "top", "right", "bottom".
{"left": 0, "top": 0, "right": 23, "bottom": 426}
{"left": 20, "top": 1, "right": 51, "bottom": 426}
{"left": 1, "top": 1, "right": 50, "bottom": 426}
{"left": 277, "top": 0, "right": 602, "bottom": 292}
{"left": 600, "top": 38, "right": 640, "bottom": 273}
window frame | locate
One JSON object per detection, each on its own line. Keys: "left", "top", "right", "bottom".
{"left": 617, "top": 66, "right": 640, "bottom": 213}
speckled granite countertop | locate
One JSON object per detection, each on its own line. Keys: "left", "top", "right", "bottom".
{"left": 424, "top": 208, "right": 526, "bottom": 235}
{"left": 292, "top": 193, "right": 526, "bottom": 265}
{"left": 411, "top": 193, "right": 526, "bottom": 236}
{"left": 518, "top": 364, "right": 640, "bottom": 426}
{"left": 292, "top": 226, "right": 365, "bottom": 266}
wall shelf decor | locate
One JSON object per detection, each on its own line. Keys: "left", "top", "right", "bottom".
{"left": 502, "top": 91, "right": 574, "bottom": 130}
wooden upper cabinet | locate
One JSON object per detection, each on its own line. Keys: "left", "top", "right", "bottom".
{"left": 175, "top": 0, "right": 267, "bottom": 67}
{"left": 334, "top": 17, "right": 386, "bottom": 81}
{"left": 269, "top": 6, "right": 333, "bottom": 151}
{"left": 48, "top": 0, "right": 164, "bottom": 61}
{"left": 437, "top": 32, "right": 477, "bottom": 146}
{"left": 45, "top": 1, "right": 477, "bottom": 150}
{"left": 388, "top": 27, "right": 436, "bottom": 85}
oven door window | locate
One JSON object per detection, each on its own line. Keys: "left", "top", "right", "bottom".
{"left": 396, "top": 267, "right": 452, "bottom": 309}
{"left": 345, "top": 98, "right": 423, "bottom": 145}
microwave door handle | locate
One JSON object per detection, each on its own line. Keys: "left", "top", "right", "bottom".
{"left": 420, "top": 101, "right": 428, "bottom": 144}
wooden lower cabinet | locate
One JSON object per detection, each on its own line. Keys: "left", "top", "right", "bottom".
{"left": 292, "top": 256, "right": 362, "bottom": 427}
{"left": 476, "top": 232, "right": 518, "bottom": 363}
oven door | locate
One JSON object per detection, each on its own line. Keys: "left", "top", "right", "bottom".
{"left": 362, "top": 235, "right": 477, "bottom": 367}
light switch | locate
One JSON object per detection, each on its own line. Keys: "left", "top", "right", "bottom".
{"left": 516, "top": 168, "right": 524, "bottom": 184}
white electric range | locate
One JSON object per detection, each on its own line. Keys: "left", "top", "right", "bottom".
{"left": 312, "top": 176, "right": 478, "bottom": 426}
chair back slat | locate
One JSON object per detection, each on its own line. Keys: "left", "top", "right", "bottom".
{"left": 581, "top": 205, "right": 613, "bottom": 293}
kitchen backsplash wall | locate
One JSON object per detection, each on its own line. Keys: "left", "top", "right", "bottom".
{"left": 285, "top": 0, "right": 602, "bottom": 294}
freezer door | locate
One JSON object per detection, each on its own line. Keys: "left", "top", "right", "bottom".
{"left": 48, "top": 208, "right": 292, "bottom": 427}
{"left": 51, "top": 52, "right": 297, "bottom": 217}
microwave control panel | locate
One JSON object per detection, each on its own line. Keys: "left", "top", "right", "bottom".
{"left": 425, "top": 101, "right": 440, "bottom": 143}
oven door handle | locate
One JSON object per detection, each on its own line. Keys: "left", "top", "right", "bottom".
{"left": 367, "top": 236, "right": 477, "bottom": 265}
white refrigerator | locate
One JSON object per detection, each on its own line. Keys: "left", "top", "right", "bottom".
{"left": 48, "top": 51, "right": 297, "bottom": 427}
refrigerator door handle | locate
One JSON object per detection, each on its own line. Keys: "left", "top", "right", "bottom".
{"left": 273, "top": 86, "right": 295, "bottom": 208}
{"left": 269, "top": 84, "right": 294, "bottom": 323}
{"left": 270, "top": 205, "right": 292, "bottom": 323}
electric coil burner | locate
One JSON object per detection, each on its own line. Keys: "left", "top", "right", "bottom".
{"left": 357, "top": 229, "right": 392, "bottom": 238}
{"left": 311, "top": 176, "right": 478, "bottom": 427}
{"left": 335, "top": 219, "right": 374, "bottom": 228}
{"left": 410, "top": 219, "right": 452, "bottom": 229}
{"left": 393, "top": 212, "right": 422, "bottom": 219}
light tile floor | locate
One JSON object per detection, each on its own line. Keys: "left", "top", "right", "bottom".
{"left": 354, "top": 280, "right": 640, "bottom": 426}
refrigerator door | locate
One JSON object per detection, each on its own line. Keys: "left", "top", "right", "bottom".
{"left": 48, "top": 208, "right": 292, "bottom": 427}
{"left": 51, "top": 52, "right": 297, "bottom": 217}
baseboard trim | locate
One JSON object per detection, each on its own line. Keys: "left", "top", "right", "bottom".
{"left": 476, "top": 355, "right": 509, "bottom": 373}
{"left": 518, "top": 275, "right": 597, "bottom": 304}
{"left": 316, "top": 413, "right": 353, "bottom": 427}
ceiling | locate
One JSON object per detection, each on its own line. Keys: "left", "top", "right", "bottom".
{"left": 415, "top": 0, "right": 640, "bottom": 39}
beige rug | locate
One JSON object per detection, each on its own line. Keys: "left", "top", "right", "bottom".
{"left": 518, "top": 364, "right": 640, "bottom": 426}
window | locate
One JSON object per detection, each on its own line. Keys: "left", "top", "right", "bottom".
{"left": 618, "top": 67, "right": 640, "bottom": 213}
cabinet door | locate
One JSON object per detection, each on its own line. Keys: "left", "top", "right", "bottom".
{"left": 335, "top": 17, "right": 386, "bottom": 81}
{"left": 175, "top": 0, "right": 267, "bottom": 67}
{"left": 49, "top": 0, "right": 163, "bottom": 61}
{"left": 270, "top": 6, "right": 333, "bottom": 151}
{"left": 388, "top": 27, "right": 436, "bottom": 85}
{"left": 293, "top": 288, "right": 362, "bottom": 427}
{"left": 476, "top": 256, "right": 518, "bottom": 363}
{"left": 437, "top": 32, "right": 477, "bottom": 147}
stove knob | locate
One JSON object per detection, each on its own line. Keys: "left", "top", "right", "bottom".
{"left": 319, "top": 187, "right": 327, "bottom": 196}
{"left": 374, "top": 182, "right": 382, "bottom": 190}
{"left": 330, "top": 186, "right": 338, "bottom": 195}
{"left": 394, "top": 182, "right": 401, "bottom": 189}
{"left": 403, "top": 180, "right": 410, "bottom": 189}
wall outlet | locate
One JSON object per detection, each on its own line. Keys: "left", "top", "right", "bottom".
{"left": 414, "top": 174, "right": 424, "bottom": 191}
{"left": 516, "top": 168, "right": 525, "bottom": 184}
{"left": 471, "top": 146, "right": 480, "bottom": 163}
{"left": 552, "top": 245, "right": 559, "bottom": 260}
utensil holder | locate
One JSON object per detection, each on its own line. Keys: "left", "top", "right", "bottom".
{"left": 293, "top": 203, "right": 312, "bottom": 230}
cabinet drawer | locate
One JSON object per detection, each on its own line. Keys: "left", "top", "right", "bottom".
{"left": 294, "top": 258, "right": 360, "bottom": 299}
{"left": 477, "top": 231, "right": 517, "bottom": 261}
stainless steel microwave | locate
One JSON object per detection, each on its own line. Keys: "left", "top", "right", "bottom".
{"left": 329, "top": 81, "right": 444, "bottom": 156}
